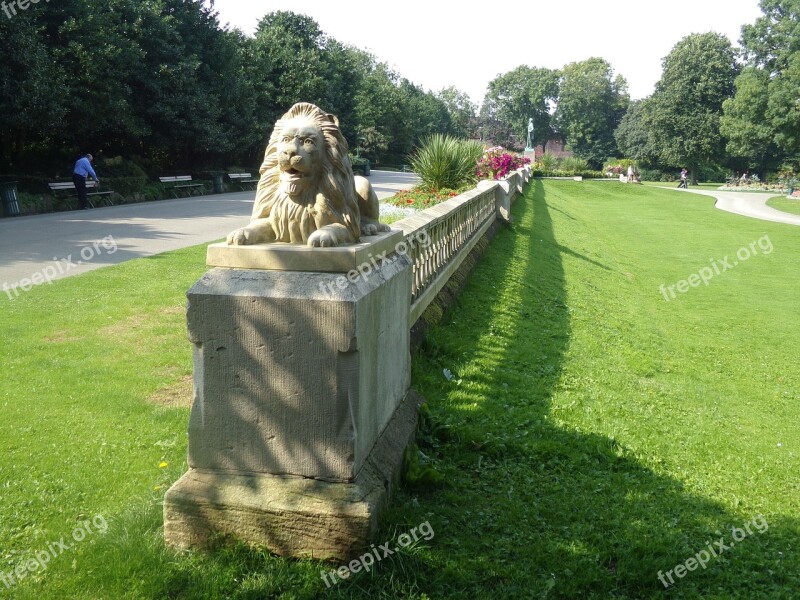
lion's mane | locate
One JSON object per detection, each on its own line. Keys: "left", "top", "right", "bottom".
{"left": 250, "top": 102, "right": 360, "bottom": 243}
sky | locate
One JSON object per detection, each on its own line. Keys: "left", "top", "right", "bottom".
{"left": 208, "top": 0, "right": 765, "bottom": 106}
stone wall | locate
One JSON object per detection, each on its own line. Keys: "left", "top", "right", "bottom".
{"left": 393, "top": 166, "right": 531, "bottom": 325}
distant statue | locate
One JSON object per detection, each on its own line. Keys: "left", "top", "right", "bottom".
{"left": 227, "top": 102, "right": 388, "bottom": 247}
{"left": 525, "top": 117, "right": 534, "bottom": 151}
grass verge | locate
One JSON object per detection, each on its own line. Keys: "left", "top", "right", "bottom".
{"left": 1, "top": 180, "right": 798, "bottom": 598}
{"left": 766, "top": 196, "right": 800, "bottom": 216}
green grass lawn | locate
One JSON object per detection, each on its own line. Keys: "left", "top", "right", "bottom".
{"left": 767, "top": 196, "right": 800, "bottom": 216}
{"left": 1, "top": 180, "right": 798, "bottom": 598}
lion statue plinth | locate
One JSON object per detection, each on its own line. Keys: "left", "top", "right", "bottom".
{"left": 227, "top": 102, "right": 390, "bottom": 248}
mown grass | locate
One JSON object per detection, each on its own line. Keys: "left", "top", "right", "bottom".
{"left": 767, "top": 196, "right": 800, "bottom": 216}
{"left": 1, "top": 180, "right": 798, "bottom": 598}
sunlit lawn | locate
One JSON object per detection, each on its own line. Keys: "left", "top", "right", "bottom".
{"left": 767, "top": 196, "right": 800, "bottom": 216}
{"left": 1, "top": 180, "right": 798, "bottom": 598}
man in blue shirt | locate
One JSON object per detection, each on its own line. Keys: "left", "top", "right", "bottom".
{"left": 72, "top": 154, "right": 99, "bottom": 210}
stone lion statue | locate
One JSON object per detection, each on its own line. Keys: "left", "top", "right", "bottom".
{"left": 227, "top": 102, "right": 389, "bottom": 247}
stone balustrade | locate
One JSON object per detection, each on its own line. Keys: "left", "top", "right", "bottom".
{"left": 163, "top": 165, "right": 531, "bottom": 560}
{"left": 393, "top": 166, "right": 531, "bottom": 324}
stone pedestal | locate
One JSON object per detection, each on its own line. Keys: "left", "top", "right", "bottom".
{"left": 163, "top": 233, "right": 417, "bottom": 560}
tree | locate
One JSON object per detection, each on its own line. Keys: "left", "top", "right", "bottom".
{"left": 483, "top": 66, "right": 559, "bottom": 149}
{"left": 352, "top": 60, "right": 404, "bottom": 162}
{"left": 0, "top": 7, "right": 67, "bottom": 166}
{"left": 0, "top": 3, "right": 463, "bottom": 179}
{"left": 720, "top": 67, "right": 779, "bottom": 172}
{"left": 473, "top": 114, "right": 519, "bottom": 150}
{"left": 645, "top": 32, "right": 738, "bottom": 183}
{"left": 320, "top": 40, "right": 365, "bottom": 144}
{"left": 436, "top": 86, "right": 477, "bottom": 140}
{"left": 553, "top": 58, "right": 628, "bottom": 168}
{"left": 722, "top": 0, "right": 800, "bottom": 171}
{"left": 740, "top": 0, "right": 800, "bottom": 72}
{"left": 396, "top": 80, "right": 452, "bottom": 154}
{"left": 251, "top": 11, "right": 329, "bottom": 128}
{"left": 614, "top": 99, "right": 659, "bottom": 165}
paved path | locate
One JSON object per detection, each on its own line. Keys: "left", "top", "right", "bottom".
{"left": 0, "top": 170, "right": 418, "bottom": 290}
{"left": 668, "top": 187, "right": 800, "bottom": 227}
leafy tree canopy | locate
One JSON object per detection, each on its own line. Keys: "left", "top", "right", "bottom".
{"left": 553, "top": 57, "right": 629, "bottom": 168}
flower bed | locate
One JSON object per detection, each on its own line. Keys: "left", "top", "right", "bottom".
{"left": 390, "top": 185, "right": 464, "bottom": 210}
{"left": 717, "top": 184, "right": 789, "bottom": 193}
{"left": 477, "top": 146, "right": 530, "bottom": 180}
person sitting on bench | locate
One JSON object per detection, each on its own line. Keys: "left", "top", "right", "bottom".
{"left": 73, "top": 154, "right": 100, "bottom": 210}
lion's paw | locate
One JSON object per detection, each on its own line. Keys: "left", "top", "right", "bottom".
{"left": 308, "top": 229, "right": 339, "bottom": 248}
{"left": 360, "top": 219, "right": 390, "bottom": 236}
{"left": 360, "top": 222, "right": 379, "bottom": 236}
{"left": 227, "top": 227, "right": 250, "bottom": 246}
{"left": 227, "top": 222, "right": 275, "bottom": 246}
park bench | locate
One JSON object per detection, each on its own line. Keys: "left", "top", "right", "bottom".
{"left": 48, "top": 180, "right": 114, "bottom": 209}
{"left": 159, "top": 175, "right": 205, "bottom": 198}
{"left": 227, "top": 172, "right": 259, "bottom": 191}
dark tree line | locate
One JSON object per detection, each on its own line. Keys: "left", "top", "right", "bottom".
{"left": 0, "top": 1, "right": 476, "bottom": 179}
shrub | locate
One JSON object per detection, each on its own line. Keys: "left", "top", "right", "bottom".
{"left": 538, "top": 152, "right": 559, "bottom": 172}
{"left": 637, "top": 169, "right": 674, "bottom": 182}
{"left": 531, "top": 169, "right": 604, "bottom": 179}
{"left": 104, "top": 175, "right": 149, "bottom": 199}
{"left": 16, "top": 192, "right": 51, "bottom": 215}
{"left": 409, "top": 134, "right": 484, "bottom": 190}
{"left": 560, "top": 156, "right": 590, "bottom": 173}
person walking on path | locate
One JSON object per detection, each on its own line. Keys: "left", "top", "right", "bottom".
{"left": 677, "top": 168, "right": 688, "bottom": 189}
{"left": 73, "top": 154, "right": 99, "bottom": 210}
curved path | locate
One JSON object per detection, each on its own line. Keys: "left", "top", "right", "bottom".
{"left": 0, "top": 170, "right": 418, "bottom": 290}
{"left": 672, "top": 187, "right": 800, "bottom": 227}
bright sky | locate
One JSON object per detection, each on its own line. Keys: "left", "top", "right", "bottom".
{"left": 209, "top": 0, "right": 764, "bottom": 106}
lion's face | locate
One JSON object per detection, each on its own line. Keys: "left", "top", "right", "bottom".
{"left": 276, "top": 118, "right": 323, "bottom": 199}
{"left": 243, "top": 102, "right": 362, "bottom": 245}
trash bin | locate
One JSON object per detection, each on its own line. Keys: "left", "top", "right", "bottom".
{"left": 211, "top": 173, "right": 224, "bottom": 194}
{"left": 0, "top": 181, "right": 20, "bottom": 217}
{"left": 364, "top": 160, "right": 371, "bottom": 177}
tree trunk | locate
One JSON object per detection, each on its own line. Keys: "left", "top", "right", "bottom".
{"left": 690, "top": 167, "right": 698, "bottom": 186}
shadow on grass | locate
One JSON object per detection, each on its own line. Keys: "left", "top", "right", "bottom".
{"left": 363, "top": 179, "right": 795, "bottom": 598}
{"left": 21, "top": 181, "right": 797, "bottom": 599}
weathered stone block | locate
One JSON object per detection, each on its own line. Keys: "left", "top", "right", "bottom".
{"left": 164, "top": 390, "right": 421, "bottom": 560}
{"left": 184, "top": 252, "right": 411, "bottom": 482}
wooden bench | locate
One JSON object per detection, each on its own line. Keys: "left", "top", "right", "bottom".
{"left": 159, "top": 176, "right": 205, "bottom": 198}
{"left": 48, "top": 180, "right": 114, "bottom": 209}
{"left": 227, "top": 172, "right": 259, "bottom": 190}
